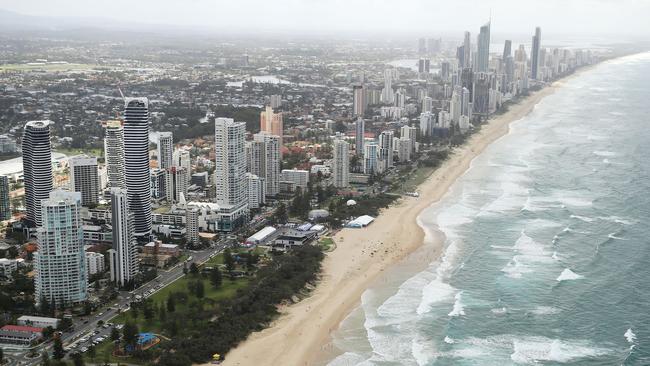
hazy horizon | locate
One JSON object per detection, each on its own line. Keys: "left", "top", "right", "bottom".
{"left": 1, "top": 0, "right": 649, "bottom": 40}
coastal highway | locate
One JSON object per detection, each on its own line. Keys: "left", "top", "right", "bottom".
{"left": 7, "top": 239, "right": 230, "bottom": 366}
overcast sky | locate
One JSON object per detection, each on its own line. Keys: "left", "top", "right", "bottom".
{"left": 1, "top": 0, "right": 649, "bottom": 39}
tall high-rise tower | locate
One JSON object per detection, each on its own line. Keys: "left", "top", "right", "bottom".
{"left": 35, "top": 190, "right": 87, "bottom": 307}
{"left": 378, "top": 131, "right": 394, "bottom": 172}
{"left": 260, "top": 106, "right": 284, "bottom": 146}
{"left": 123, "top": 98, "right": 152, "bottom": 239}
{"left": 477, "top": 22, "right": 491, "bottom": 72}
{"left": 214, "top": 118, "right": 248, "bottom": 230}
{"left": 0, "top": 176, "right": 10, "bottom": 220}
{"left": 352, "top": 84, "right": 366, "bottom": 116}
{"left": 108, "top": 188, "right": 138, "bottom": 288}
{"left": 463, "top": 31, "right": 471, "bottom": 69}
{"left": 355, "top": 118, "right": 365, "bottom": 156}
{"left": 22, "top": 120, "right": 53, "bottom": 226}
{"left": 103, "top": 120, "right": 126, "bottom": 190}
{"left": 531, "top": 27, "right": 542, "bottom": 80}
{"left": 157, "top": 132, "right": 174, "bottom": 170}
{"left": 381, "top": 69, "right": 395, "bottom": 104}
{"left": 503, "top": 40, "right": 512, "bottom": 59}
{"left": 332, "top": 139, "right": 350, "bottom": 188}
{"left": 69, "top": 155, "right": 99, "bottom": 207}
{"left": 252, "top": 132, "right": 281, "bottom": 197}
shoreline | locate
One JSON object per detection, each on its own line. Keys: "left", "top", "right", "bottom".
{"left": 217, "top": 66, "right": 596, "bottom": 366}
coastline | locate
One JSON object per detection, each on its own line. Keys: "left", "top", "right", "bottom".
{"left": 218, "top": 67, "right": 594, "bottom": 366}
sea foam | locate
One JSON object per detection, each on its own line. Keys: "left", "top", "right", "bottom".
{"left": 556, "top": 269, "right": 583, "bottom": 281}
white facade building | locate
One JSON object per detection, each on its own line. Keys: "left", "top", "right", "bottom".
{"left": 35, "top": 190, "right": 87, "bottom": 307}
{"left": 157, "top": 132, "right": 174, "bottom": 170}
{"left": 69, "top": 155, "right": 99, "bottom": 207}
{"left": 108, "top": 188, "right": 138, "bottom": 288}
{"left": 281, "top": 169, "right": 309, "bottom": 190}
{"left": 85, "top": 252, "right": 105, "bottom": 276}
{"left": 332, "top": 139, "right": 350, "bottom": 188}
{"left": 214, "top": 118, "right": 249, "bottom": 231}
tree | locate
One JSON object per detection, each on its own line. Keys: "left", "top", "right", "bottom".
{"left": 195, "top": 280, "right": 205, "bottom": 299}
{"left": 159, "top": 303, "right": 167, "bottom": 322}
{"left": 109, "top": 326, "right": 120, "bottom": 342}
{"left": 143, "top": 300, "right": 154, "bottom": 320}
{"left": 189, "top": 262, "right": 199, "bottom": 275}
{"left": 40, "top": 296, "right": 51, "bottom": 316}
{"left": 224, "top": 249, "right": 235, "bottom": 273}
{"left": 52, "top": 337, "right": 64, "bottom": 360}
{"left": 166, "top": 295, "right": 176, "bottom": 313}
{"left": 41, "top": 351, "right": 51, "bottom": 366}
{"left": 273, "top": 202, "right": 288, "bottom": 224}
{"left": 210, "top": 267, "right": 222, "bottom": 289}
{"left": 83, "top": 301, "right": 92, "bottom": 316}
{"left": 246, "top": 253, "right": 258, "bottom": 271}
{"left": 87, "top": 345, "right": 96, "bottom": 361}
{"left": 122, "top": 322, "right": 139, "bottom": 349}
{"left": 71, "top": 352, "right": 85, "bottom": 366}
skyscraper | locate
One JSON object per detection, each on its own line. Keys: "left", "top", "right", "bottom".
{"left": 165, "top": 166, "right": 188, "bottom": 204}
{"left": 531, "top": 27, "right": 542, "bottom": 80}
{"left": 214, "top": 118, "right": 248, "bottom": 230}
{"left": 23, "top": 120, "right": 53, "bottom": 227}
{"left": 363, "top": 141, "right": 379, "bottom": 175}
{"left": 420, "top": 112, "right": 435, "bottom": 137}
{"left": 252, "top": 132, "right": 281, "bottom": 197}
{"left": 463, "top": 31, "right": 471, "bottom": 69}
{"left": 332, "top": 139, "right": 350, "bottom": 188}
{"left": 186, "top": 207, "right": 199, "bottom": 247}
{"left": 246, "top": 173, "right": 266, "bottom": 209}
{"left": 476, "top": 22, "right": 491, "bottom": 72}
{"left": 422, "top": 96, "right": 433, "bottom": 113}
{"left": 503, "top": 40, "right": 512, "bottom": 59}
{"left": 0, "top": 176, "right": 9, "bottom": 220}
{"left": 69, "top": 155, "right": 99, "bottom": 207}
{"left": 103, "top": 120, "right": 126, "bottom": 190}
{"left": 381, "top": 69, "right": 395, "bottom": 104}
{"left": 260, "top": 106, "right": 284, "bottom": 146}
{"left": 108, "top": 187, "right": 138, "bottom": 288}
{"left": 378, "top": 131, "right": 394, "bottom": 173}
{"left": 123, "top": 98, "right": 152, "bottom": 239}
{"left": 418, "top": 58, "right": 431, "bottom": 74}
{"left": 157, "top": 132, "right": 174, "bottom": 170}
{"left": 173, "top": 149, "right": 191, "bottom": 183}
{"left": 401, "top": 125, "right": 418, "bottom": 152}
{"left": 35, "top": 190, "right": 87, "bottom": 307}
{"left": 355, "top": 118, "right": 365, "bottom": 156}
{"left": 352, "top": 84, "right": 366, "bottom": 116}
{"left": 270, "top": 94, "right": 282, "bottom": 109}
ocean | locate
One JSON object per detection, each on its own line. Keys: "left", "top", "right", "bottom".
{"left": 327, "top": 52, "right": 650, "bottom": 365}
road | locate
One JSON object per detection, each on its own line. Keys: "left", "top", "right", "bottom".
{"left": 7, "top": 240, "right": 230, "bottom": 366}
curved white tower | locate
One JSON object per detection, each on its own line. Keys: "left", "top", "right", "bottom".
{"left": 123, "top": 98, "right": 152, "bottom": 239}
{"left": 22, "top": 120, "right": 53, "bottom": 226}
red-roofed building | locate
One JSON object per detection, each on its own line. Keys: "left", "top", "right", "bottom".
{"left": 0, "top": 325, "right": 43, "bottom": 347}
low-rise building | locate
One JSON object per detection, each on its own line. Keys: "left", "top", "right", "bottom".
{"left": 0, "top": 258, "right": 18, "bottom": 279}
{"left": 17, "top": 316, "right": 60, "bottom": 329}
{"left": 140, "top": 241, "right": 181, "bottom": 268}
{"left": 281, "top": 169, "right": 309, "bottom": 189}
{"left": 0, "top": 325, "right": 43, "bottom": 347}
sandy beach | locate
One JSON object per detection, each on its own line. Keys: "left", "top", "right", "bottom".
{"left": 218, "top": 71, "right": 585, "bottom": 366}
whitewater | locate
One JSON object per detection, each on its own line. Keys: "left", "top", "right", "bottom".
{"left": 327, "top": 53, "right": 650, "bottom": 365}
